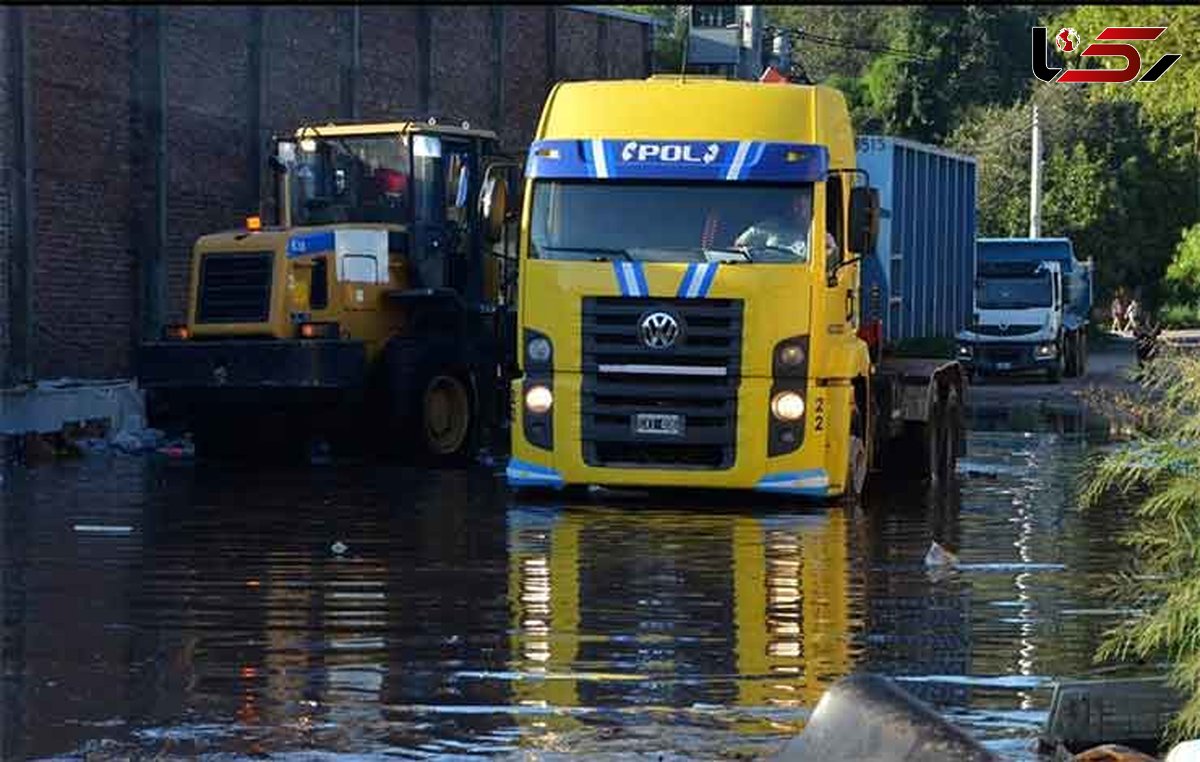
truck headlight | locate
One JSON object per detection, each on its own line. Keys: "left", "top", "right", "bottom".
{"left": 525, "top": 385, "right": 553, "bottom": 414}
{"left": 957, "top": 344, "right": 972, "bottom": 359}
{"left": 1035, "top": 343, "right": 1056, "bottom": 358}
{"left": 527, "top": 336, "right": 552, "bottom": 363}
{"left": 770, "top": 391, "right": 805, "bottom": 422}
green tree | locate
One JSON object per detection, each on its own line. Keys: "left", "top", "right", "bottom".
{"left": 620, "top": 5, "right": 687, "bottom": 73}
{"left": 862, "top": 6, "right": 1042, "bottom": 142}
{"left": 1084, "top": 354, "right": 1200, "bottom": 741}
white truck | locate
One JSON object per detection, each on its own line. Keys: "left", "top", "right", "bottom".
{"left": 956, "top": 238, "right": 1093, "bottom": 383}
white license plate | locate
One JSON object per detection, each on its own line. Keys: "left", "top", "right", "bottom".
{"left": 996, "top": 362, "right": 1012, "bottom": 370}
{"left": 633, "top": 413, "right": 684, "bottom": 436}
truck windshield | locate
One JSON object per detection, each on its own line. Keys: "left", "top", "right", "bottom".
{"left": 286, "top": 135, "right": 411, "bottom": 226}
{"left": 977, "top": 275, "right": 1052, "bottom": 309}
{"left": 530, "top": 180, "right": 814, "bottom": 263}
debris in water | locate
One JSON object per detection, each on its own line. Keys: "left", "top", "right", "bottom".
{"left": 955, "top": 459, "right": 1019, "bottom": 478}
{"left": 924, "top": 541, "right": 960, "bottom": 568}
{"left": 74, "top": 524, "right": 134, "bottom": 535}
{"left": 331, "top": 541, "right": 348, "bottom": 555}
{"left": 1167, "top": 739, "right": 1200, "bottom": 762}
{"left": 156, "top": 437, "right": 195, "bottom": 459}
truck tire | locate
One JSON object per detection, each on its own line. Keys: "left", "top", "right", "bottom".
{"left": 1046, "top": 344, "right": 1064, "bottom": 384}
{"left": 1077, "top": 332, "right": 1088, "bottom": 377}
{"left": 845, "top": 404, "right": 868, "bottom": 501}
{"left": 1063, "top": 333, "right": 1077, "bottom": 378}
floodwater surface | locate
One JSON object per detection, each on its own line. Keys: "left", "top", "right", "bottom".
{"left": 1, "top": 403, "right": 1142, "bottom": 760}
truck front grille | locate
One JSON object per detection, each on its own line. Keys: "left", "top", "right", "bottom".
{"left": 196, "top": 252, "right": 273, "bottom": 324}
{"left": 971, "top": 324, "right": 1042, "bottom": 337}
{"left": 580, "top": 297, "right": 743, "bottom": 470}
{"left": 977, "top": 344, "right": 1026, "bottom": 363}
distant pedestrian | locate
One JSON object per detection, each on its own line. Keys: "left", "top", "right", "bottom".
{"left": 1124, "top": 298, "right": 1141, "bottom": 334}
{"left": 1110, "top": 294, "right": 1126, "bottom": 334}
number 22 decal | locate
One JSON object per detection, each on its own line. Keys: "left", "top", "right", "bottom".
{"left": 813, "top": 398, "right": 825, "bottom": 431}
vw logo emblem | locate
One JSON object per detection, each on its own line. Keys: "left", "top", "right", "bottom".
{"left": 639, "top": 311, "right": 680, "bottom": 349}
{"left": 998, "top": 322, "right": 1010, "bottom": 332}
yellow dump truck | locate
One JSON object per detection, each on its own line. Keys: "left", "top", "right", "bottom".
{"left": 507, "top": 77, "right": 966, "bottom": 498}
{"left": 138, "top": 121, "right": 522, "bottom": 458}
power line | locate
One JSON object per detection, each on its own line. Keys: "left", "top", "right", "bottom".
{"left": 797, "top": 30, "right": 931, "bottom": 63}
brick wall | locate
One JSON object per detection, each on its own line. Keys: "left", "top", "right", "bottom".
{"left": 27, "top": 7, "right": 134, "bottom": 379}
{"left": 163, "top": 7, "right": 254, "bottom": 324}
{"left": 1, "top": 5, "right": 651, "bottom": 381}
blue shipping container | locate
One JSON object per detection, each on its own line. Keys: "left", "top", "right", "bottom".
{"left": 855, "top": 136, "right": 977, "bottom": 345}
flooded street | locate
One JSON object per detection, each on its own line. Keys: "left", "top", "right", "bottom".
{"left": 2, "top": 401, "right": 1144, "bottom": 761}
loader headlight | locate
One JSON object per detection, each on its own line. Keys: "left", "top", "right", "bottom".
{"left": 525, "top": 385, "right": 553, "bottom": 414}
{"left": 770, "top": 391, "right": 805, "bottom": 422}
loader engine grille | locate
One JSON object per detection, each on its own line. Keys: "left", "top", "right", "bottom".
{"left": 580, "top": 297, "right": 743, "bottom": 470}
{"left": 196, "top": 252, "right": 273, "bottom": 324}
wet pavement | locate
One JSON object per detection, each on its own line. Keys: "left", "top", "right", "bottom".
{"left": 1, "top": 398, "right": 1148, "bottom": 761}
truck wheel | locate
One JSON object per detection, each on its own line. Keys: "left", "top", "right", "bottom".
{"left": 1063, "top": 334, "right": 1077, "bottom": 378}
{"left": 1077, "top": 332, "right": 1088, "bottom": 377}
{"left": 420, "top": 372, "right": 472, "bottom": 459}
{"left": 845, "top": 404, "right": 868, "bottom": 501}
{"left": 1046, "top": 348, "right": 1064, "bottom": 384}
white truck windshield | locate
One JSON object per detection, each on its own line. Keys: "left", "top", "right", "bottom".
{"left": 530, "top": 180, "right": 814, "bottom": 264}
{"left": 977, "top": 275, "right": 1053, "bottom": 309}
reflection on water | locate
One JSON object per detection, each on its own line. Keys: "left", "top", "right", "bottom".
{"left": 0, "top": 404, "right": 1140, "bottom": 760}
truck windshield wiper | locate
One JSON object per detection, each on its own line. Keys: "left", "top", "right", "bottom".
{"left": 706, "top": 246, "right": 755, "bottom": 263}
{"left": 538, "top": 245, "right": 633, "bottom": 262}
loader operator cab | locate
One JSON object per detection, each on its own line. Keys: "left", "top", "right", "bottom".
{"left": 273, "top": 124, "right": 509, "bottom": 303}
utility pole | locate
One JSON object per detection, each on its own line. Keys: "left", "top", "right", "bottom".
{"left": 1029, "top": 104, "right": 1042, "bottom": 238}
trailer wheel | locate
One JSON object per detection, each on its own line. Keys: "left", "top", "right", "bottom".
{"left": 943, "top": 386, "right": 963, "bottom": 477}
{"left": 924, "top": 398, "right": 945, "bottom": 486}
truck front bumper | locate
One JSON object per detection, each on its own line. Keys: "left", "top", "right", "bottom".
{"left": 138, "top": 339, "right": 367, "bottom": 399}
{"left": 958, "top": 341, "right": 1056, "bottom": 373}
{"left": 506, "top": 373, "right": 848, "bottom": 499}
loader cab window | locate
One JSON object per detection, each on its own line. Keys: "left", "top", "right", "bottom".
{"left": 286, "top": 134, "right": 411, "bottom": 227}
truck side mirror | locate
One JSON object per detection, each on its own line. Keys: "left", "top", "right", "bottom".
{"left": 849, "top": 187, "right": 879, "bottom": 256}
